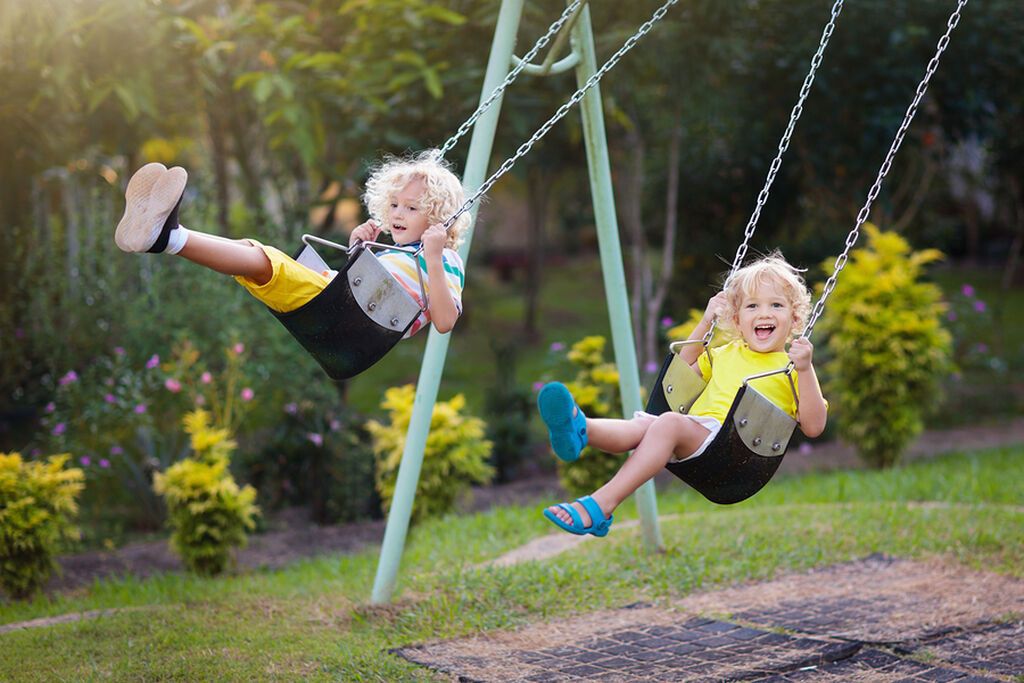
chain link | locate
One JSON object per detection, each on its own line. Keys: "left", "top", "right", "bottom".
{"left": 437, "top": 0, "right": 585, "bottom": 159}
{"left": 441, "top": 0, "right": 681, "bottom": 231}
{"left": 802, "top": 0, "right": 968, "bottom": 342}
{"left": 704, "top": 0, "right": 844, "bottom": 344}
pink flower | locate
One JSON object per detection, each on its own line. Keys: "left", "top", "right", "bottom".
{"left": 232, "top": 343, "right": 245, "bottom": 355}
{"left": 52, "top": 422, "right": 66, "bottom": 436}
{"left": 532, "top": 382, "right": 544, "bottom": 392}
{"left": 200, "top": 371, "right": 212, "bottom": 384}
{"left": 549, "top": 342, "right": 565, "bottom": 352}
{"left": 59, "top": 371, "right": 79, "bottom": 386}
{"left": 329, "top": 419, "right": 341, "bottom": 432}
{"left": 80, "top": 456, "right": 91, "bottom": 466}
{"left": 284, "top": 403, "right": 299, "bottom": 415}
{"left": 961, "top": 284, "right": 975, "bottom": 298}
{"left": 661, "top": 317, "right": 674, "bottom": 327}
{"left": 146, "top": 354, "right": 160, "bottom": 370}
{"left": 45, "top": 402, "right": 56, "bottom": 413}
{"left": 104, "top": 393, "right": 116, "bottom": 403}
{"left": 195, "top": 395, "right": 206, "bottom": 406}
{"left": 240, "top": 387, "right": 254, "bottom": 402}
{"left": 307, "top": 432, "right": 324, "bottom": 447}
{"left": 134, "top": 404, "right": 147, "bottom": 414}
{"left": 99, "top": 459, "right": 110, "bottom": 469}
{"left": 110, "top": 445, "right": 124, "bottom": 456}
{"left": 973, "top": 300, "right": 986, "bottom": 313}
{"left": 164, "top": 378, "right": 182, "bottom": 393}
{"left": 113, "top": 346, "right": 126, "bottom": 356}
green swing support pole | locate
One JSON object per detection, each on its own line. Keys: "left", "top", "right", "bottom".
{"left": 371, "top": 0, "right": 664, "bottom": 604}
{"left": 371, "top": 0, "right": 526, "bottom": 605}
{"left": 568, "top": 3, "right": 664, "bottom": 553}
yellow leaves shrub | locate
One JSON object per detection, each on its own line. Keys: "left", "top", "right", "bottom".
{"left": 152, "top": 410, "right": 259, "bottom": 575}
{"left": 0, "top": 453, "right": 84, "bottom": 598}
{"left": 368, "top": 385, "right": 493, "bottom": 522}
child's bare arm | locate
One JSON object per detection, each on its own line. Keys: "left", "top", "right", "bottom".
{"left": 421, "top": 223, "right": 459, "bottom": 333}
{"left": 680, "top": 292, "right": 728, "bottom": 374}
{"left": 788, "top": 337, "right": 827, "bottom": 437}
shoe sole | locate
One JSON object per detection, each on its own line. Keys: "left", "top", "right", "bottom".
{"left": 114, "top": 164, "right": 187, "bottom": 252}
{"left": 538, "top": 383, "right": 583, "bottom": 462}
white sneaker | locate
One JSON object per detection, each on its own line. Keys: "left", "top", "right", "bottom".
{"left": 114, "top": 163, "right": 188, "bottom": 253}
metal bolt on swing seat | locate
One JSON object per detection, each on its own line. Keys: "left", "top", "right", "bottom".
{"left": 739, "top": 418, "right": 749, "bottom": 428}
{"left": 772, "top": 442, "right": 782, "bottom": 451}
{"left": 390, "top": 317, "right": 399, "bottom": 327}
{"left": 753, "top": 437, "right": 763, "bottom": 447}
{"left": 666, "top": 384, "right": 673, "bottom": 394}
{"left": 678, "top": 406, "right": 686, "bottom": 414}
{"left": 368, "top": 302, "right": 376, "bottom": 312}
{"left": 353, "top": 277, "right": 362, "bottom": 286}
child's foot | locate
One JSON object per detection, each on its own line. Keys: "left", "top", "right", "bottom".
{"left": 114, "top": 163, "right": 188, "bottom": 253}
{"left": 543, "top": 495, "right": 613, "bottom": 537}
{"left": 537, "top": 382, "right": 587, "bottom": 462}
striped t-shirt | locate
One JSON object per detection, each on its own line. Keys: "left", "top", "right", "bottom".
{"left": 375, "top": 244, "right": 465, "bottom": 338}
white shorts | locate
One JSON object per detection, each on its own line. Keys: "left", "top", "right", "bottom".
{"left": 633, "top": 411, "right": 723, "bottom": 464}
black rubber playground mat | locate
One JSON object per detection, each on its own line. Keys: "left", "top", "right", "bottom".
{"left": 391, "top": 556, "right": 1024, "bottom": 682}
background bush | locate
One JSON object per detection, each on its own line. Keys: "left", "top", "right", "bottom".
{"left": 0, "top": 452, "right": 84, "bottom": 599}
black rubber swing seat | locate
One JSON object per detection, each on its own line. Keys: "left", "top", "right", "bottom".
{"left": 645, "top": 351, "right": 798, "bottom": 505}
{"left": 270, "top": 242, "right": 423, "bottom": 381}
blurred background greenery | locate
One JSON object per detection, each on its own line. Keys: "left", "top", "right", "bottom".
{"left": 1, "top": 0, "right": 1021, "bottom": 544}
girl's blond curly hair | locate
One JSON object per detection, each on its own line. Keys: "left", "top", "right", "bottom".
{"left": 719, "top": 250, "right": 813, "bottom": 339}
{"left": 362, "top": 150, "right": 469, "bottom": 250}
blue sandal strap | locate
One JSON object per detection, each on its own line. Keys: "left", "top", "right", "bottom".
{"left": 577, "top": 496, "right": 613, "bottom": 536}
{"left": 557, "top": 502, "right": 583, "bottom": 528}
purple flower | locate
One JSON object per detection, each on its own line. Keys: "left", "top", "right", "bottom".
{"left": 961, "top": 284, "right": 975, "bottom": 298}
{"left": 661, "top": 317, "right": 674, "bottom": 328}
{"left": 232, "top": 343, "right": 245, "bottom": 355}
{"left": 45, "top": 402, "right": 56, "bottom": 413}
{"left": 549, "top": 342, "right": 565, "bottom": 352}
{"left": 532, "top": 382, "right": 545, "bottom": 392}
{"left": 164, "top": 378, "right": 182, "bottom": 393}
{"left": 104, "top": 393, "right": 116, "bottom": 403}
{"left": 947, "top": 311, "right": 958, "bottom": 322}
{"left": 110, "top": 445, "right": 124, "bottom": 456}
{"left": 134, "top": 404, "right": 147, "bottom": 414}
{"left": 200, "top": 371, "right": 212, "bottom": 385}
{"left": 99, "top": 459, "right": 110, "bottom": 469}
{"left": 113, "top": 346, "right": 125, "bottom": 356}
{"left": 80, "top": 456, "right": 91, "bottom": 466}
{"left": 30, "top": 448, "right": 41, "bottom": 457}
{"left": 307, "top": 432, "right": 324, "bottom": 447}
{"left": 329, "top": 419, "right": 341, "bottom": 432}
{"left": 798, "top": 442, "right": 813, "bottom": 455}
{"left": 52, "top": 422, "right": 66, "bottom": 436}
{"left": 973, "top": 300, "right": 986, "bottom": 313}
{"left": 146, "top": 354, "right": 160, "bottom": 370}
{"left": 59, "top": 371, "right": 79, "bottom": 386}
{"left": 240, "top": 387, "right": 254, "bottom": 402}
{"left": 975, "top": 343, "right": 989, "bottom": 354}
{"left": 284, "top": 402, "right": 299, "bottom": 415}
{"left": 14, "top": 327, "right": 24, "bottom": 339}
{"left": 644, "top": 361, "right": 659, "bottom": 373}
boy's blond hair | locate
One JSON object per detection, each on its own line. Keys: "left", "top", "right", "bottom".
{"left": 362, "top": 150, "right": 470, "bottom": 250}
{"left": 719, "top": 250, "right": 812, "bottom": 339}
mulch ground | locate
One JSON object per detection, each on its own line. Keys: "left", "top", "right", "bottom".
{"left": 394, "top": 555, "right": 1024, "bottom": 682}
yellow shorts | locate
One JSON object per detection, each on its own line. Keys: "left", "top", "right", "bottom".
{"left": 234, "top": 240, "right": 331, "bottom": 313}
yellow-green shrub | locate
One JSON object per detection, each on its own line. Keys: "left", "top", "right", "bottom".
{"left": 0, "top": 453, "right": 84, "bottom": 599}
{"left": 557, "top": 336, "right": 628, "bottom": 497}
{"left": 818, "top": 224, "right": 953, "bottom": 468}
{"left": 368, "top": 385, "right": 493, "bottom": 522}
{"left": 152, "top": 411, "right": 259, "bottom": 575}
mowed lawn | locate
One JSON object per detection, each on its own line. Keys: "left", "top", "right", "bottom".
{"left": 1, "top": 447, "right": 1022, "bottom": 681}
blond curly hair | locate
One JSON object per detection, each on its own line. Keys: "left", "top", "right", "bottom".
{"left": 361, "top": 150, "right": 470, "bottom": 249}
{"left": 719, "top": 250, "right": 813, "bottom": 339}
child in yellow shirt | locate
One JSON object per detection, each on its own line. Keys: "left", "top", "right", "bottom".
{"left": 538, "top": 252, "right": 828, "bottom": 536}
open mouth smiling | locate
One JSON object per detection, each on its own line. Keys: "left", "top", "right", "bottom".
{"left": 754, "top": 323, "right": 776, "bottom": 340}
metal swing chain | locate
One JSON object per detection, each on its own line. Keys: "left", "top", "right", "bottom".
{"left": 438, "top": 0, "right": 681, "bottom": 237}
{"left": 802, "top": 0, "right": 969, "bottom": 343}
{"left": 437, "top": 0, "right": 586, "bottom": 159}
{"left": 703, "top": 0, "right": 845, "bottom": 345}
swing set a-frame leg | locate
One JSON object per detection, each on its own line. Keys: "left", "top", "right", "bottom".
{"left": 370, "top": 0, "right": 663, "bottom": 605}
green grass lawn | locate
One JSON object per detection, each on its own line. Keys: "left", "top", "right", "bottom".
{"left": 2, "top": 446, "right": 1021, "bottom": 681}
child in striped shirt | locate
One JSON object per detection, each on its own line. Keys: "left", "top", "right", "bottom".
{"left": 114, "top": 151, "right": 468, "bottom": 336}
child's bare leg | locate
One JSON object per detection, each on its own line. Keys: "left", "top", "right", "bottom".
{"left": 586, "top": 414, "right": 655, "bottom": 453}
{"left": 548, "top": 413, "right": 710, "bottom": 526}
{"left": 177, "top": 231, "right": 273, "bottom": 285}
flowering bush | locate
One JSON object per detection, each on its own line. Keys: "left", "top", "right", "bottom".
{"left": 0, "top": 452, "right": 84, "bottom": 598}
{"left": 368, "top": 385, "right": 493, "bottom": 522}
{"left": 152, "top": 411, "right": 259, "bottom": 576}
{"left": 40, "top": 340, "right": 257, "bottom": 531}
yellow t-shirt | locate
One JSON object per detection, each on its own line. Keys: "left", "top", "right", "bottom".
{"left": 689, "top": 340, "right": 799, "bottom": 423}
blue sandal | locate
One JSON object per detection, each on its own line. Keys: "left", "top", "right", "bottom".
{"left": 543, "top": 496, "right": 613, "bottom": 537}
{"left": 537, "top": 382, "right": 587, "bottom": 462}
